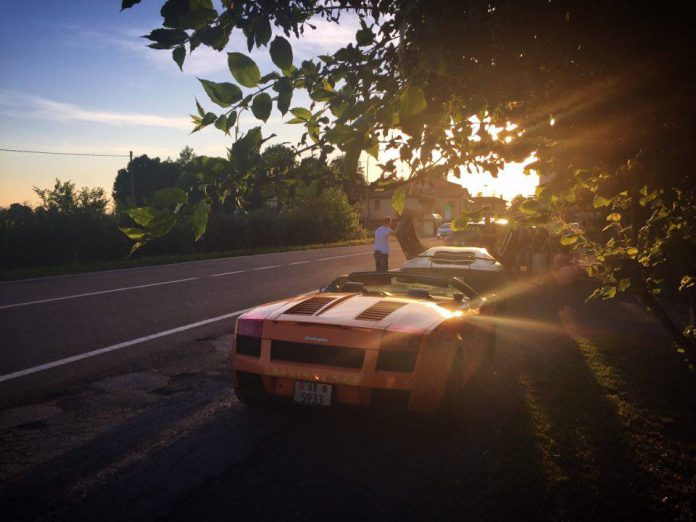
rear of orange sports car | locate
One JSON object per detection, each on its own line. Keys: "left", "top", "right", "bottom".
{"left": 231, "top": 291, "right": 493, "bottom": 414}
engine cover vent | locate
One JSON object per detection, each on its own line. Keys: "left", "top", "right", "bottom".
{"left": 356, "top": 301, "right": 407, "bottom": 321}
{"left": 284, "top": 296, "right": 336, "bottom": 315}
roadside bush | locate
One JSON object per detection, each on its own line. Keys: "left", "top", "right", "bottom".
{"left": 282, "top": 185, "right": 364, "bottom": 245}
{"left": 0, "top": 180, "right": 364, "bottom": 272}
{"left": 0, "top": 182, "right": 130, "bottom": 269}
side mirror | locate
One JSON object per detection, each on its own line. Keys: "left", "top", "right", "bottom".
{"left": 453, "top": 292, "right": 464, "bottom": 302}
{"left": 319, "top": 285, "right": 328, "bottom": 293}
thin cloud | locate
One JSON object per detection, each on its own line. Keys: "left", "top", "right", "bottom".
{"left": 0, "top": 91, "right": 190, "bottom": 129}
{"left": 290, "top": 17, "right": 358, "bottom": 55}
{"left": 107, "top": 15, "right": 358, "bottom": 76}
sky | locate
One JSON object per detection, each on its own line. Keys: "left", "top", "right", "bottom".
{"left": 0, "top": 0, "right": 537, "bottom": 207}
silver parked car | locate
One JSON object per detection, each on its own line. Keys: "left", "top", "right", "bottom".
{"left": 400, "top": 246, "right": 507, "bottom": 297}
{"left": 436, "top": 222, "right": 452, "bottom": 238}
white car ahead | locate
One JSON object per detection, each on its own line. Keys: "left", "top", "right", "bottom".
{"left": 400, "top": 246, "right": 507, "bottom": 296}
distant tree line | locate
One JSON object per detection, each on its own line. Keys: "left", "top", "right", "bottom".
{"left": 0, "top": 146, "right": 366, "bottom": 270}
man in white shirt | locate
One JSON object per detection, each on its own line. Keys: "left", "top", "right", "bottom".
{"left": 373, "top": 217, "right": 393, "bottom": 271}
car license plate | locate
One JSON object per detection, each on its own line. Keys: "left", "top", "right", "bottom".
{"left": 293, "top": 381, "right": 332, "bottom": 406}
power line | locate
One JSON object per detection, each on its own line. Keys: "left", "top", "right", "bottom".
{"left": 0, "top": 148, "right": 130, "bottom": 158}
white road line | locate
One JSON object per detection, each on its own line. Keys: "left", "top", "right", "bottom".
{"left": 0, "top": 277, "right": 200, "bottom": 311}
{"left": 0, "top": 289, "right": 319, "bottom": 384}
{"left": 0, "top": 308, "right": 252, "bottom": 384}
{"left": 210, "top": 270, "right": 247, "bottom": 278}
{"left": 0, "top": 246, "right": 392, "bottom": 309}
{"left": 0, "top": 242, "right": 372, "bottom": 285}
{"left": 317, "top": 252, "right": 372, "bottom": 261}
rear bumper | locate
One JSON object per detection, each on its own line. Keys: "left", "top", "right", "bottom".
{"left": 234, "top": 370, "right": 413, "bottom": 411}
{"left": 231, "top": 336, "right": 455, "bottom": 414}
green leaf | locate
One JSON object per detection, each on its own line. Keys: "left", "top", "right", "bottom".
{"left": 626, "top": 246, "right": 639, "bottom": 257}
{"left": 277, "top": 90, "right": 292, "bottom": 115}
{"left": 398, "top": 86, "right": 427, "bottom": 118}
{"left": 560, "top": 234, "right": 578, "bottom": 246}
{"left": 269, "top": 36, "right": 293, "bottom": 71}
{"left": 679, "top": 275, "right": 695, "bottom": 291}
{"left": 618, "top": 278, "right": 631, "bottom": 292}
{"left": 252, "top": 16, "right": 272, "bottom": 47}
{"left": 272, "top": 77, "right": 293, "bottom": 93}
{"left": 192, "top": 198, "right": 211, "bottom": 240}
{"left": 198, "top": 79, "right": 242, "bottom": 108}
{"left": 119, "top": 227, "right": 146, "bottom": 240}
{"left": 606, "top": 212, "right": 621, "bottom": 222}
{"left": 391, "top": 187, "right": 406, "bottom": 215}
{"left": 214, "top": 114, "right": 228, "bottom": 133}
{"left": 126, "top": 207, "right": 156, "bottom": 227}
{"left": 161, "top": 0, "right": 217, "bottom": 31}
{"left": 146, "top": 213, "right": 178, "bottom": 237}
{"left": 603, "top": 286, "right": 617, "bottom": 300}
{"left": 144, "top": 28, "right": 188, "bottom": 48}
{"left": 121, "top": 0, "right": 142, "bottom": 10}
{"left": 593, "top": 195, "right": 610, "bottom": 208}
{"left": 153, "top": 187, "right": 188, "bottom": 206}
{"left": 251, "top": 92, "right": 272, "bottom": 122}
{"left": 324, "top": 124, "right": 356, "bottom": 145}
{"left": 201, "top": 112, "right": 217, "bottom": 125}
{"left": 195, "top": 24, "right": 230, "bottom": 51}
{"left": 309, "top": 88, "right": 334, "bottom": 102}
{"left": 356, "top": 28, "right": 374, "bottom": 46}
{"left": 289, "top": 107, "right": 312, "bottom": 121}
{"left": 231, "top": 126, "right": 263, "bottom": 165}
{"left": 519, "top": 199, "right": 540, "bottom": 215}
{"left": 172, "top": 45, "right": 186, "bottom": 71}
{"left": 366, "top": 139, "right": 379, "bottom": 160}
{"left": 227, "top": 52, "right": 261, "bottom": 88}
{"left": 195, "top": 97, "right": 205, "bottom": 117}
{"left": 129, "top": 241, "right": 145, "bottom": 256}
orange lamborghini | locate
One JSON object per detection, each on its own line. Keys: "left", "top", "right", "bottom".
{"left": 231, "top": 272, "right": 496, "bottom": 415}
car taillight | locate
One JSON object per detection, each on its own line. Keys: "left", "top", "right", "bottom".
{"left": 236, "top": 317, "right": 264, "bottom": 338}
{"left": 381, "top": 331, "right": 422, "bottom": 351}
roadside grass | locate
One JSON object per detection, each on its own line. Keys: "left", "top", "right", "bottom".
{"left": 0, "top": 238, "right": 373, "bottom": 282}
{"left": 509, "top": 289, "right": 696, "bottom": 519}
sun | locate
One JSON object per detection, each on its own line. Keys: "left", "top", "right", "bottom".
{"left": 451, "top": 155, "right": 540, "bottom": 201}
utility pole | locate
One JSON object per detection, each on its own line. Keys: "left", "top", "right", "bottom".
{"left": 129, "top": 150, "right": 135, "bottom": 205}
{"left": 364, "top": 154, "right": 369, "bottom": 229}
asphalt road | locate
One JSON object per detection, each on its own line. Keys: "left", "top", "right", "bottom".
{"left": 1, "top": 257, "right": 693, "bottom": 521}
{"left": 0, "top": 241, "right": 414, "bottom": 403}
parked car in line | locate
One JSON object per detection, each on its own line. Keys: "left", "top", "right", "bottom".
{"left": 231, "top": 271, "right": 496, "bottom": 415}
{"left": 443, "top": 219, "right": 509, "bottom": 253}
{"left": 400, "top": 246, "right": 507, "bottom": 297}
{"left": 436, "top": 222, "right": 452, "bottom": 238}
{"left": 396, "top": 216, "right": 508, "bottom": 299}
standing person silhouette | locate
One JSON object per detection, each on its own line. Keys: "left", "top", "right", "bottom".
{"left": 373, "top": 217, "right": 393, "bottom": 272}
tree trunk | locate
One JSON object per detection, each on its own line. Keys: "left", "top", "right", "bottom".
{"left": 632, "top": 272, "right": 696, "bottom": 364}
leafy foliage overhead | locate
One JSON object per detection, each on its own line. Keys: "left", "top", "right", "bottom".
{"left": 121, "top": 0, "right": 695, "bottom": 355}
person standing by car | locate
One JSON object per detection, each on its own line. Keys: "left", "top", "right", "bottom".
{"left": 531, "top": 227, "right": 550, "bottom": 276}
{"left": 374, "top": 217, "right": 393, "bottom": 271}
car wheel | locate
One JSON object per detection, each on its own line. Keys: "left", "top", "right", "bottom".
{"left": 234, "top": 387, "right": 265, "bottom": 407}
{"left": 234, "top": 372, "right": 268, "bottom": 408}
